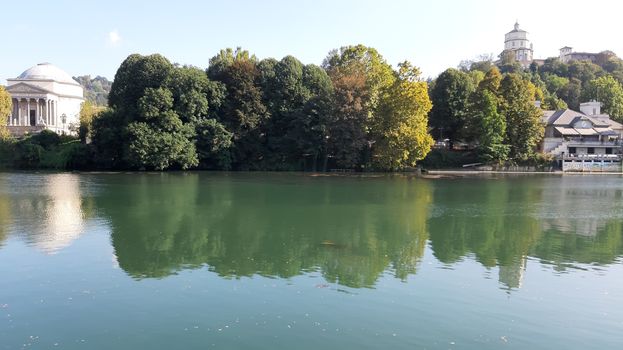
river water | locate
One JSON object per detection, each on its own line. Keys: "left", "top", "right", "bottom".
{"left": 1, "top": 172, "right": 622, "bottom": 349}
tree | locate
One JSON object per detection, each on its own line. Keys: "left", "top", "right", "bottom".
{"left": 429, "top": 68, "right": 475, "bottom": 143}
{"left": 468, "top": 89, "right": 509, "bottom": 162}
{"left": 478, "top": 67, "right": 502, "bottom": 95}
{"left": 322, "top": 45, "right": 395, "bottom": 115}
{"left": 0, "top": 86, "right": 11, "bottom": 121}
{"left": 108, "top": 54, "right": 173, "bottom": 116}
{"left": 371, "top": 62, "right": 433, "bottom": 170}
{"left": 0, "top": 86, "right": 11, "bottom": 141}
{"left": 327, "top": 67, "right": 369, "bottom": 169}
{"left": 498, "top": 51, "right": 524, "bottom": 74}
{"left": 558, "top": 78, "right": 582, "bottom": 110}
{"left": 78, "top": 101, "right": 106, "bottom": 143}
{"left": 125, "top": 88, "right": 198, "bottom": 170}
{"left": 584, "top": 75, "right": 623, "bottom": 121}
{"left": 321, "top": 45, "right": 399, "bottom": 169}
{"left": 194, "top": 118, "right": 233, "bottom": 169}
{"left": 93, "top": 54, "right": 205, "bottom": 170}
{"left": 499, "top": 74, "right": 544, "bottom": 161}
{"left": 208, "top": 49, "right": 268, "bottom": 169}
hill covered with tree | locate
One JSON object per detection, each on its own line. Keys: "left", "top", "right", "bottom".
{"left": 73, "top": 75, "right": 112, "bottom": 106}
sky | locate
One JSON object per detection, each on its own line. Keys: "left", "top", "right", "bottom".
{"left": 2, "top": 0, "right": 622, "bottom": 84}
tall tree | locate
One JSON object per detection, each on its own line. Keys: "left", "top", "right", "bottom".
{"left": 371, "top": 62, "right": 433, "bottom": 170}
{"left": 326, "top": 67, "right": 369, "bottom": 169}
{"left": 468, "top": 89, "right": 509, "bottom": 162}
{"left": 499, "top": 74, "right": 544, "bottom": 161}
{"left": 429, "top": 68, "right": 475, "bottom": 143}
{"left": 208, "top": 49, "right": 268, "bottom": 169}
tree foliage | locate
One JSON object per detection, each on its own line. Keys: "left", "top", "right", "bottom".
{"left": 429, "top": 68, "right": 475, "bottom": 142}
{"left": 372, "top": 62, "right": 433, "bottom": 170}
{"left": 499, "top": 74, "right": 544, "bottom": 160}
{"left": 584, "top": 75, "right": 623, "bottom": 121}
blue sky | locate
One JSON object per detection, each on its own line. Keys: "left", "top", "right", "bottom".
{"left": 3, "top": 0, "right": 622, "bottom": 83}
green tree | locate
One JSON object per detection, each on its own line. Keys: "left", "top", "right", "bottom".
{"left": 208, "top": 49, "right": 268, "bottom": 169}
{"left": 499, "top": 74, "right": 544, "bottom": 161}
{"left": 371, "top": 62, "right": 433, "bottom": 170}
{"left": 558, "top": 78, "right": 582, "bottom": 110}
{"left": 125, "top": 88, "right": 198, "bottom": 170}
{"left": 468, "top": 89, "right": 509, "bottom": 162}
{"left": 584, "top": 75, "right": 623, "bottom": 121}
{"left": 429, "top": 68, "right": 475, "bottom": 143}
{"left": 194, "top": 118, "right": 232, "bottom": 169}
{"left": 108, "top": 54, "right": 173, "bottom": 116}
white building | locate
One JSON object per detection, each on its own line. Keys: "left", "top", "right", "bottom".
{"left": 502, "top": 22, "right": 534, "bottom": 67}
{"left": 5, "top": 63, "right": 84, "bottom": 136}
{"left": 542, "top": 101, "right": 623, "bottom": 172}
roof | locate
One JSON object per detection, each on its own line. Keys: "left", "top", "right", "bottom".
{"left": 13, "top": 63, "right": 79, "bottom": 85}
{"left": 545, "top": 109, "right": 610, "bottom": 127}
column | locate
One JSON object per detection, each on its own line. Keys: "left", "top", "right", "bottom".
{"left": 10, "top": 99, "right": 15, "bottom": 125}
{"left": 26, "top": 99, "right": 31, "bottom": 126}
{"left": 18, "top": 99, "right": 22, "bottom": 126}
{"left": 37, "top": 99, "right": 40, "bottom": 124}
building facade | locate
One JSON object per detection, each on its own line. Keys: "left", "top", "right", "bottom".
{"left": 559, "top": 46, "right": 599, "bottom": 64}
{"left": 4, "top": 63, "right": 84, "bottom": 136}
{"left": 542, "top": 101, "right": 623, "bottom": 172}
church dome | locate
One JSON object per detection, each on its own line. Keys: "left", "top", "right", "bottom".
{"left": 17, "top": 63, "right": 79, "bottom": 85}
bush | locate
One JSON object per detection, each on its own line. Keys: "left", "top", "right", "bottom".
{"left": 14, "top": 142, "right": 44, "bottom": 168}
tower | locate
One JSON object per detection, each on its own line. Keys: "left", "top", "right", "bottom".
{"left": 503, "top": 21, "right": 534, "bottom": 67}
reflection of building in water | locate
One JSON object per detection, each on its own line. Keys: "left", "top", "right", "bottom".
{"left": 498, "top": 257, "right": 527, "bottom": 290}
{"left": 11, "top": 174, "right": 85, "bottom": 254}
{"left": 538, "top": 177, "right": 622, "bottom": 237}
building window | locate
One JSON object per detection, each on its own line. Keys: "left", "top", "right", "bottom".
{"left": 588, "top": 147, "right": 595, "bottom": 154}
{"left": 568, "top": 147, "right": 577, "bottom": 154}
{"left": 606, "top": 148, "right": 613, "bottom": 154}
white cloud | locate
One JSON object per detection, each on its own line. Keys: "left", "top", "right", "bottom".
{"left": 107, "top": 30, "right": 121, "bottom": 46}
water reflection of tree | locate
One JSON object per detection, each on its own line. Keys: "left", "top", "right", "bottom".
{"left": 427, "top": 177, "right": 623, "bottom": 287}
{"left": 0, "top": 179, "right": 10, "bottom": 247}
{"left": 101, "top": 174, "right": 432, "bottom": 288}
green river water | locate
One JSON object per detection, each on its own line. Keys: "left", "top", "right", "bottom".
{"left": 1, "top": 172, "right": 622, "bottom": 349}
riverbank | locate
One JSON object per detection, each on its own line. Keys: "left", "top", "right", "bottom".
{"left": 425, "top": 169, "right": 623, "bottom": 176}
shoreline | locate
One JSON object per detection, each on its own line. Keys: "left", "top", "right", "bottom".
{"left": 425, "top": 169, "right": 623, "bottom": 176}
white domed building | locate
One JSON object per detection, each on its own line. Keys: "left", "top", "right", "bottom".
{"left": 502, "top": 22, "right": 534, "bottom": 67}
{"left": 5, "top": 63, "right": 84, "bottom": 136}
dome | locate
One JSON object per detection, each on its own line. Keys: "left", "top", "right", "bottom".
{"left": 17, "top": 63, "right": 79, "bottom": 85}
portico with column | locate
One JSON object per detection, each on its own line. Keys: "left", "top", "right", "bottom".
{"left": 8, "top": 97, "right": 58, "bottom": 127}
{"left": 4, "top": 63, "right": 84, "bottom": 136}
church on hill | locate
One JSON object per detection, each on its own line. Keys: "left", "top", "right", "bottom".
{"left": 500, "top": 22, "right": 606, "bottom": 68}
{"left": 4, "top": 63, "right": 84, "bottom": 136}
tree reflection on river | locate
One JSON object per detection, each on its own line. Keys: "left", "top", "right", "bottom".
{"left": 1, "top": 173, "right": 622, "bottom": 290}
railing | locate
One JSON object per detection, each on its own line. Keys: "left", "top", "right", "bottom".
{"left": 563, "top": 154, "right": 622, "bottom": 161}
{"left": 567, "top": 141, "right": 619, "bottom": 146}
